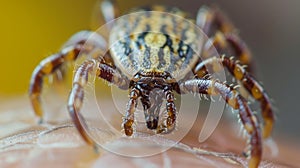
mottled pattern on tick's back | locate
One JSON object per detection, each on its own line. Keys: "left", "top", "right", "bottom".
{"left": 109, "top": 6, "right": 204, "bottom": 78}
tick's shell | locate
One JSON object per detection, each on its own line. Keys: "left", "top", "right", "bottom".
{"left": 109, "top": 9, "right": 204, "bottom": 79}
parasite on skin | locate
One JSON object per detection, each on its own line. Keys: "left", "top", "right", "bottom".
{"left": 29, "top": 1, "right": 274, "bottom": 168}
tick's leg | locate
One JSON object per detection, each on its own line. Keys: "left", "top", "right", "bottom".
{"left": 100, "top": 0, "right": 119, "bottom": 23}
{"left": 197, "top": 6, "right": 253, "bottom": 71}
{"left": 204, "top": 31, "right": 253, "bottom": 72}
{"left": 180, "top": 79, "right": 262, "bottom": 168}
{"left": 29, "top": 31, "right": 106, "bottom": 120}
{"left": 122, "top": 88, "right": 140, "bottom": 136}
{"left": 196, "top": 6, "right": 233, "bottom": 36}
{"left": 68, "top": 59, "right": 129, "bottom": 144}
{"left": 156, "top": 89, "right": 176, "bottom": 134}
{"left": 194, "top": 56, "right": 274, "bottom": 139}
{"left": 67, "top": 60, "right": 98, "bottom": 145}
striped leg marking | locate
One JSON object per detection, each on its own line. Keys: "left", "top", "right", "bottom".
{"left": 122, "top": 88, "right": 140, "bottom": 136}
{"left": 197, "top": 6, "right": 253, "bottom": 70}
{"left": 156, "top": 89, "right": 177, "bottom": 134}
{"left": 180, "top": 79, "right": 262, "bottom": 168}
{"left": 29, "top": 31, "right": 106, "bottom": 120}
{"left": 203, "top": 31, "right": 253, "bottom": 72}
{"left": 194, "top": 56, "right": 274, "bottom": 139}
{"left": 29, "top": 44, "right": 87, "bottom": 119}
{"left": 68, "top": 59, "right": 129, "bottom": 144}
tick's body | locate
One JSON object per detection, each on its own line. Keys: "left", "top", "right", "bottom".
{"left": 110, "top": 8, "right": 201, "bottom": 79}
{"left": 29, "top": 2, "right": 274, "bottom": 168}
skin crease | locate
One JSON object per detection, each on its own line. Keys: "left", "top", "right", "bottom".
{"left": 0, "top": 98, "right": 299, "bottom": 168}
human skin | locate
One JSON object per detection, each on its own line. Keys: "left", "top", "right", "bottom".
{"left": 0, "top": 98, "right": 299, "bottom": 168}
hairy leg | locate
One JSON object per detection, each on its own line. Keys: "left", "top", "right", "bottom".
{"left": 122, "top": 88, "right": 140, "bottom": 136}
{"left": 29, "top": 31, "right": 107, "bottom": 120}
{"left": 180, "top": 79, "right": 262, "bottom": 168}
{"left": 197, "top": 6, "right": 253, "bottom": 71}
{"left": 156, "top": 89, "right": 176, "bottom": 134}
{"left": 194, "top": 56, "right": 274, "bottom": 139}
{"left": 68, "top": 59, "right": 129, "bottom": 144}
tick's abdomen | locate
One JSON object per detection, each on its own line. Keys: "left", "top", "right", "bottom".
{"left": 109, "top": 6, "right": 203, "bottom": 78}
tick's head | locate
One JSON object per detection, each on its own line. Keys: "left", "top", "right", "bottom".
{"left": 130, "top": 71, "right": 177, "bottom": 130}
{"left": 141, "top": 87, "right": 164, "bottom": 130}
{"left": 145, "top": 114, "right": 159, "bottom": 130}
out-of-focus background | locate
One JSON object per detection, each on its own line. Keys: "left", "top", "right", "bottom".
{"left": 0, "top": 0, "right": 299, "bottom": 144}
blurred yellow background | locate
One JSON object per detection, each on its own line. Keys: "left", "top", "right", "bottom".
{"left": 0, "top": 0, "right": 95, "bottom": 95}
{"left": 0, "top": 0, "right": 156, "bottom": 96}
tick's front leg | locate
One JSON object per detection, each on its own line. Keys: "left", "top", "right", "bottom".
{"left": 68, "top": 58, "right": 129, "bottom": 144}
{"left": 29, "top": 31, "right": 106, "bottom": 122}
{"left": 122, "top": 88, "right": 140, "bottom": 136}
{"left": 156, "top": 89, "right": 176, "bottom": 134}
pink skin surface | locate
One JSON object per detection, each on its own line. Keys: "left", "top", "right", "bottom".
{"left": 0, "top": 97, "right": 299, "bottom": 168}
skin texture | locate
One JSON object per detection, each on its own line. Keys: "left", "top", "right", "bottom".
{"left": 0, "top": 98, "right": 299, "bottom": 168}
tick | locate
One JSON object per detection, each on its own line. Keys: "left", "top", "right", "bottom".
{"left": 29, "top": 1, "right": 274, "bottom": 167}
